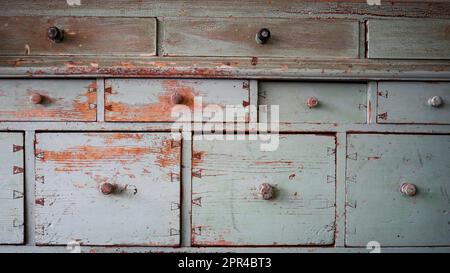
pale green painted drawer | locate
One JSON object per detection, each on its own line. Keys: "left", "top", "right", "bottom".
{"left": 192, "top": 134, "right": 336, "bottom": 246}
{"left": 346, "top": 134, "right": 450, "bottom": 247}
{"left": 377, "top": 82, "right": 450, "bottom": 124}
{"left": 259, "top": 82, "right": 367, "bottom": 124}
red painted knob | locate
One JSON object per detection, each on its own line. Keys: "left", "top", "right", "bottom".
{"left": 307, "top": 96, "right": 319, "bottom": 108}
{"left": 259, "top": 183, "right": 274, "bottom": 200}
{"left": 100, "top": 183, "right": 116, "bottom": 195}
{"left": 171, "top": 92, "right": 184, "bottom": 105}
{"left": 400, "top": 183, "right": 417, "bottom": 197}
{"left": 30, "top": 93, "right": 43, "bottom": 104}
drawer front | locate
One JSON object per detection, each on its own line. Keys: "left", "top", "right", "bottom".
{"left": 259, "top": 82, "right": 367, "bottom": 124}
{"left": 161, "top": 18, "right": 359, "bottom": 58}
{"left": 0, "top": 16, "right": 156, "bottom": 56}
{"left": 377, "top": 82, "right": 450, "bottom": 124}
{"left": 35, "top": 133, "right": 181, "bottom": 246}
{"left": 368, "top": 19, "right": 450, "bottom": 60}
{"left": 346, "top": 134, "right": 450, "bottom": 246}
{"left": 192, "top": 134, "right": 336, "bottom": 246}
{"left": 105, "top": 79, "right": 251, "bottom": 122}
{"left": 0, "top": 79, "right": 97, "bottom": 121}
{"left": 0, "top": 133, "right": 24, "bottom": 244}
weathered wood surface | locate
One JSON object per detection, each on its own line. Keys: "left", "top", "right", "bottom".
{"left": 368, "top": 19, "right": 450, "bottom": 59}
{"left": 105, "top": 79, "right": 250, "bottom": 122}
{"left": 377, "top": 82, "right": 450, "bottom": 124}
{"left": 346, "top": 134, "right": 450, "bottom": 246}
{"left": 0, "top": 1, "right": 449, "bottom": 19}
{"left": 0, "top": 133, "right": 24, "bottom": 244}
{"left": 0, "top": 79, "right": 97, "bottom": 121}
{"left": 161, "top": 18, "right": 359, "bottom": 58}
{"left": 2, "top": 57, "right": 450, "bottom": 80}
{"left": 0, "top": 16, "right": 156, "bottom": 56}
{"left": 192, "top": 134, "right": 336, "bottom": 246}
{"left": 35, "top": 133, "right": 181, "bottom": 246}
{"left": 259, "top": 82, "right": 367, "bottom": 124}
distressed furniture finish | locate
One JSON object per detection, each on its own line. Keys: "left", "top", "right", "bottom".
{"left": 34, "top": 133, "right": 181, "bottom": 246}
{"left": 105, "top": 79, "right": 251, "bottom": 122}
{"left": 0, "top": 79, "right": 97, "bottom": 121}
{"left": 0, "top": 16, "right": 156, "bottom": 56}
{"left": 377, "top": 82, "right": 450, "bottom": 124}
{"left": 192, "top": 134, "right": 336, "bottom": 246}
{"left": 0, "top": 133, "right": 24, "bottom": 244}
{"left": 368, "top": 19, "right": 450, "bottom": 60}
{"left": 259, "top": 82, "right": 367, "bottom": 124}
{"left": 161, "top": 18, "right": 359, "bottom": 58}
{"left": 346, "top": 134, "right": 450, "bottom": 246}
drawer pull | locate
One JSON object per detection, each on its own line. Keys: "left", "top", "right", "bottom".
{"left": 171, "top": 92, "right": 184, "bottom": 105}
{"left": 30, "top": 93, "right": 43, "bottom": 104}
{"left": 255, "top": 28, "right": 271, "bottom": 44}
{"left": 307, "top": 96, "right": 319, "bottom": 108}
{"left": 427, "top": 96, "right": 443, "bottom": 107}
{"left": 400, "top": 183, "right": 417, "bottom": 197}
{"left": 47, "top": 26, "right": 64, "bottom": 43}
{"left": 100, "top": 182, "right": 116, "bottom": 195}
{"left": 259, "top": 183, "right": 275, "bottom": 200}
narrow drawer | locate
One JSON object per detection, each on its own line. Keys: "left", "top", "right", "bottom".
{"left": 259, "top": 82, "right": 367, "bottom": 124}
{"left": 35, "top": 133, "right": 181, "bottom": 246}
{"left": 0, "top": 79, "right": 97, "bottom": 121}
{"left": 105, "top": 79, "right": 251, "bottom": 122}
{"left": 192, "top": 134, "right": 336, "bottom": 246}
{"left": 0, "top": 16, "right": 156, "bottom": 56}
{"left": 161, "top": 18, "right": 359, "bottom": 58}
{"left": 0, "top": 133, "right": 24, "bottom": 244}
{"left": 377, "top": 82, "right": 450, "bottom": 124}
{"left": 368, "top": 19, "right": 450, "bottom": 59}
{"left": 346, "top": 134, "right": 450, "bottom": 246}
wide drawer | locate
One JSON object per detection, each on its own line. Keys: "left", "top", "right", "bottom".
{"left": 0, "top": 16, "right": 156, "bottom": 56}
{"left": 367, "top": 19, "right": 450, "bottom": 60}
{"left": 259, "top": 82, "right": 367, "bottom": 124}
{"left": 105, "top": 79, "right": 251, "bottom": 122}
{"left": 161, "top": 18, "right": 359, "bottom": 58}
{"left": 346, "top": 134, "right": 450, "bottom": 246}
{"left": 0, "top": 133, "right": 24, "bottom": 244}
{"left": 0, "top": 79, "right": 97, "bottom": 121}
{"left": 35, "top": 133, "right": 181, "bottom": 246}
{"left": 192, "top": 134, "right": 336, "bottom": 246}
{"left": 377, "top": 82, "right": 450, "bottom": 124}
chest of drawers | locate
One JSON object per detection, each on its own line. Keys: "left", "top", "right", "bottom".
{"left": 0, "top": 1, "right": 450, "bottom": 253}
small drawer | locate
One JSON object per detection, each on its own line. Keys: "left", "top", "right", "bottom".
{"left": 105, "top": 79, "right": 251, "bottom": 122}
{"left": 35, "top": 133, "right": 181, "bottom": 246}
{"left": 0, "top": 79, "right": 97, "bottom": 121}
{"left": 192, "top": 134, "right": 336, "bottom": 246}
{"left": 346, "top": 134, "right": 450, "bottom": 246}
{"left": 377, "top": 82, "right": 450, "bottom": 124}
{"left": 161, "top": 18, "right": 359, "bottom": 58}
{"left": 259, "top": 82, "right": 367, "bottom": 124}
{"left": 0, "top": 133, "right": 24, "bottom": 244}
{"left": 0, "top": 16, "right": 156, "bottom": 56}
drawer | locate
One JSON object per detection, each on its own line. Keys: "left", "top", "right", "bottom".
{"left": 0, "top": 16, "right": 156, "bottom": 56}
{"left": 35, "top": 133, "right": 181, "bottom": 246}
{"left": 377, "top": 82, "right": 450, "bottom": 124}
{"left": 161, "top": 18, "right": 359, "bottom": 58}
{"left": 0, "top": 79, "right": 97, "bottom": 121}
{"left": 346, "top": 134, "right": 450, "bottom": 246}
{"left": 105, "top": 79, "right": 251, "bottom": 122}
{"left": 0, "top": 133, "right": 24, "bottom": 244}
{"left": 192, "top": 134, "right": 336, "bottom": 246}
{"left": 259, "top": 82, "right": 367, "bottom": 124}
{"left": 368, "top": 19, "right": 450, "bottom": 60}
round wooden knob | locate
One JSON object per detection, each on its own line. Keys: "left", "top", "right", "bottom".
{"left": 259, "top": 183, "right": 274, "bottom": 200}
{"left": 100, "top": 183, "right": 116, "bottom": 195}
{"left": 47, "top": 26, "right": 64, "bottom": 43}
{"left": 171, "top": 92, "right": 184, "bottom": 105}
{"left": 427, "top": 96, "right": 443, "bottom": 107}
{"left": 307, "top": 96, "right": 319, "bottom": 108}
{"left": 400, "top": 183, "right": 417, "bottom": 197}
{"left": 255, "top": 28, "right": 271, "bottom": 44}
{"left": 30, "top": 93, "right": 43, "bottom": 104}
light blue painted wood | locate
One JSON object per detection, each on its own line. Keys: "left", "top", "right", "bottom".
{"left": 346, "top": 134, "right": 450, "bottom": 246}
